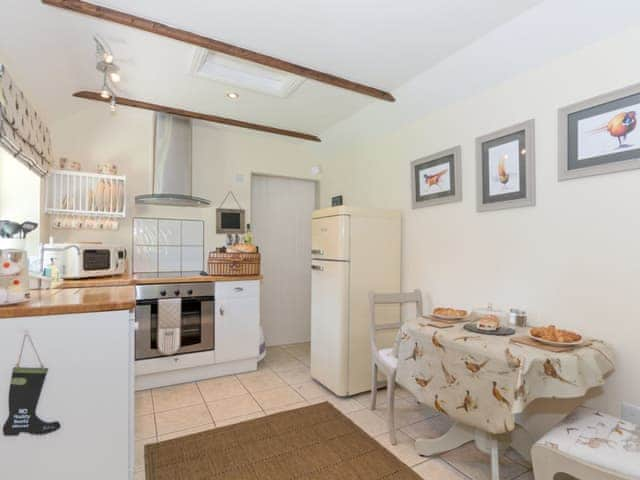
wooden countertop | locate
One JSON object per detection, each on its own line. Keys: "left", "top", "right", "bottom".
{"left": 60, "top": 274, "right": 262, "bottom": 288}
{"left": 0, "top": 286, "right": 136, "bottom": 319}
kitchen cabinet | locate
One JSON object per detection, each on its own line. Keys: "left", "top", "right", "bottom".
{"left": 215, "top": 280, "right": 260, "bottom": 363}
{"left": 0, "top": 309, "right": 134, "bottom": 479}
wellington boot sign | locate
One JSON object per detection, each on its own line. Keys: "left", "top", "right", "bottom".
{"left": 3, "top": 334, "right": 60, "bottom": 436}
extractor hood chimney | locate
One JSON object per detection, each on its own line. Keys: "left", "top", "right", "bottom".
{"left": 135, "top": 113, "right": 211, "bottom": 207}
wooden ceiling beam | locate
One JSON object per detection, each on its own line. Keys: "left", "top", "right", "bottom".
{"left": 73, "top": 91, "right": 321, "bottom": 142}
{"left": 43, "top": 0, "right": 395, "bottom": 102}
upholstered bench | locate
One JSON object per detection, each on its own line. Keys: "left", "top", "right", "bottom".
{"left": 531, "top": 407, "right": 640, "bottom": 480}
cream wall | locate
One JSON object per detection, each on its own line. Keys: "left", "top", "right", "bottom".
{"left": 321, "top": 27, "right": 640, "bottom": 413}
{"left": 47, "top": 102, "right": 323, "bottom": 269}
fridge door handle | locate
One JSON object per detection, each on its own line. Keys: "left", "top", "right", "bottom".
{"left": 311, "top": 264, "right": 324, "bottom": 271}
{"left": 311, "top": 249, "right": 324, "bottom": 255}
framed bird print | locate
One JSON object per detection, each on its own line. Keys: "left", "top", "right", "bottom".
{"left": 410, "top": 146, "right": 461, "bottom": 209}
{"left": 559, "top": 83, "right": 640, "bottom": 180}
{"left": 476, "top": 119, "right": 535, "bottom": 212}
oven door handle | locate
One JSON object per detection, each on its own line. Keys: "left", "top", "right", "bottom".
{"left": 219, "top": 304, "right": 224, "bottom": 316}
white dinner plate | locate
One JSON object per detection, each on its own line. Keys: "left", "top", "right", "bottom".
{"left": 528, "top": 330, "right": 584, "bottom": 347}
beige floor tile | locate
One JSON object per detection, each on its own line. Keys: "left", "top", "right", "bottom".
{"left": 282, "top": 342, "right": 310, "bottom": 356}
{"left": 157, "top": 423, "right": 215, "bottom": 442}
{"left": 440, "top": 442, "right": 529, "bottom": 480}
{"left": 151, "top": 382, "right": 204, "bottom": 412}
{"left": 197, "top": 375, "right": 248, "bottom": 403}
{"left": 309, "top": 396, "right": 365, "bottom": 414}
{"left": 252, "top": 385, "right": 305, "bottom": 410}
{"left": 275, "top": 366, "right": 312, "bottom": 386}
{"left": 296, "top": 351, "right": 311, "bottom": 366}
{"left": 375, "top": 430, "right": 428, "bottom": 467}
{"left": 264, "top": 401, "right": 309, "bottom": 415}
{"left": 236, "top": 368, "right": 286, "bottom": 393}
{"left": 265, "top": 354, "right": 306, "bottom": 373}
{"left": 135, "top": 390, "right": 154, "bottom": 417}
{"left": 401, "top": 413, "right": 453, "bottom": 440}
{"left": 347, "top": 409, "right": 390, "bottom": 437}
{"left": 413, "top": 459, "right": 469, "bottom": 479}
{"left": 155, "top": 404, "right": 213, "bottom": 436}
{"left": 207, "top": 393, "right": 262, "bottom": 422}
{"left": 504, "top": 448, "right": 532, "bottom": 469}
{"left": 373, "top": 398, "right": 437, "bottom": 429}
{"left": 135, "top": 413, "right": 156, "bottom": 440}
{"left": 292, "top": 380, "right": 333, "bottom": 401}
{"left": 135, "top": 437, "right": 156, "bottom": 472}
{"left": 354, "top": 388, "right": 389, "bottom": 408}
{"left": 215, "top": 411, "right": 265, "bottom": 427}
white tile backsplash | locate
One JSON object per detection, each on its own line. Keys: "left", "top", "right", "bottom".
{"left": 182, "top": 221, "right": 204, "bottom": 246}
{"left": 133, "top": 246, "right": 158, "bottom": 273}
{"left": 134, "top": 218, "right": 205, "bottom": 274}
{"left": 158, "top": 246, "right": 181, "bottom": 272}
{"left": 181, "top": 246, "right": 204, "bottom": 272}
{"left": 133, "top": 218, "right": 158, "bottom": 245}
{"left": 158, "top": 220, "right": 181, "bottom": 246}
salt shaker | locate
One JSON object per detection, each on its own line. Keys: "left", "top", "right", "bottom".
{"left": 509, "top": 308, "right": 527, "bottom": 327}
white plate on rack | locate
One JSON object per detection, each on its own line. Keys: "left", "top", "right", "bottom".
{"left": 528, "top": 330, "right": 584, "bottom": 347}
{"left": 0, "top": 296, "right": 30, "bottom": 306}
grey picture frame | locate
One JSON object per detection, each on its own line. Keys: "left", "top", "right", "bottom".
{"left": 558, "top": 83, "right": 640, "bottom": 181}
{"left": 410, "top": 146, "right": 462, "bottom": 209}
{"left": 476, "top": 119, "right": 535, "bottom": 212}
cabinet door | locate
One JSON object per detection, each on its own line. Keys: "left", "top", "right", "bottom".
{"left": 215, "top": 288, "right": 259, "bottom": 363}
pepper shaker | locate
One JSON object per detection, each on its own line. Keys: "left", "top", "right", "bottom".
{"left": 509, "top": 308, "right": 527, "bottom": 327}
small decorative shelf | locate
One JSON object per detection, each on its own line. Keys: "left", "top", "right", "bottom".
{"left": 45, "top": 170, "right": 126, "bottom": 227}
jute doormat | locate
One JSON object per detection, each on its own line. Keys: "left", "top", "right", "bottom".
{"left": 145, "top": 401, "right": 420, "bottom": 479}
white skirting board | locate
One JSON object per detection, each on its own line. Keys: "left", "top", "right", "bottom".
{"left": 135, "top": 358, "right": 258, "bottom": 390}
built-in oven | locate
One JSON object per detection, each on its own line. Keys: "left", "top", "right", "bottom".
{"left": 135, "top": 283, "right": 214, "bottom": 360}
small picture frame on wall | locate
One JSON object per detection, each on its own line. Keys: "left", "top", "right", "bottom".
{"left": 476, "top": 119, "right": 535, "bottom": 212}
{"left": 558, "top": 83, "right": 640, "bottom": 181}
{"left": 410, "top": 146, "right": 461, "bottom": 209}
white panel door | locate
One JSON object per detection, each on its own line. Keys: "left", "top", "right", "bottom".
{"left": 310, "top": 259, "right": 350, "bottom": 396}
{"left": 311, "top": 215, "right": 350, "bottom": 261}
{"left": 251, "top": 175, "right": 316, "bottom": 346}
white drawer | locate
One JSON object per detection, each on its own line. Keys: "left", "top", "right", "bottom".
{"left": 216, "top": 280, "right": 259, "bottom": 300}
{"left": 135, "top": 350, "right": 215, "bottom": 376}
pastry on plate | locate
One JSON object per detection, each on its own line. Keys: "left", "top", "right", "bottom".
{"left": 433, "top": 307, "right": 468, "bottom": 318}
{"left": 477, "top": 314, "right": 499, "bottom": 331}
{"left": 530, "top": 325, "right": 582, "bottom": 343}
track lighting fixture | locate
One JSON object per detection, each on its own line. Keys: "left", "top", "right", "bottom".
{"left": 93, "top": 35, "right": 121, "bottom": 112}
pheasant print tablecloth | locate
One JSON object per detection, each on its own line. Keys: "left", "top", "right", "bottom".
{"left": 394, "top": 319, "right": 614, "bottom": 435}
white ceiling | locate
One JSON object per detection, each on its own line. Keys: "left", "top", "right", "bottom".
{"left": 0, "top": 0, "right": 542, "bottom": 137}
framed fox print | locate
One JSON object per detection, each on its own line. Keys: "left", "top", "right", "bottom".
{"left": 476, "top": 120, "right": 535, "bottom": 212}
{"left": 410, "top": 146, "right": 461, "bottom": 209}
{"left": 558, "top": 83, "right": 640, "bottom": 181}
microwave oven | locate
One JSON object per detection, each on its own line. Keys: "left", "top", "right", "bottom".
{"left": 42, "top": 243, "right": 127, "bottom": 279}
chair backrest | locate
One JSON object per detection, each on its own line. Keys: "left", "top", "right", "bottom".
{"left": 368, "top": 290, "right": 423, "bottom": 356}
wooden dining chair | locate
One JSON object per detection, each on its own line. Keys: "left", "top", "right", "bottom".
{"left": 368, "top": 290, "right": 423, "bottom": 445}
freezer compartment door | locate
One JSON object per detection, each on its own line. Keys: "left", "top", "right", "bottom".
{"left": 311, "top": 215, "right": 350, "bottom": 260}
{"left": 310, "top": 260, "right": 349, "bottom": 396}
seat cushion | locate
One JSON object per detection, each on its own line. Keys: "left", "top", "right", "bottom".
{"left": 378, "top": 348, "right": 398, "bottom": 371}
{"left": 536, "top": 407, "right": 640, "bottom": 478}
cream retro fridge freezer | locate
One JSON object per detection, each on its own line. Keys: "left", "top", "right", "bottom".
{"left": 310, "top": 206, "right": 401, "bottom": 396}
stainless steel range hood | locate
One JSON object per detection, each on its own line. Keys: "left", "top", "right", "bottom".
{"left": 135, "top": 113, "right": 211, "bottom": 207}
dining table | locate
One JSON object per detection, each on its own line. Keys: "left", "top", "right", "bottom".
{"left": 393, "top": 317, "right": 615, "bottom": 480}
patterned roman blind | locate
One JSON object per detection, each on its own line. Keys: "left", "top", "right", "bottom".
{"left": 0, "top": 64, "right": 52, "bottom": 176}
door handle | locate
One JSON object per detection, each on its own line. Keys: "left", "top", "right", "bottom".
{"left": 233, "top": 287, "right": 244, "bottom": 292}
{"left": 311, "top": 265, "right": 324, "bottom": 271}
{"left": 219, "top": 305, "right": 224, "bottom": 316}
{"left": 311, "top": 249, "right": 324, "bottom": 255}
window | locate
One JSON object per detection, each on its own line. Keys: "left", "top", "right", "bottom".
{"left": 0, "top": 148, "right": 41, "bottom": 255}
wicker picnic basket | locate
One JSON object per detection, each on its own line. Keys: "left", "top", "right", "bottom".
{"left": 207, "top": 251, "right": 261, "bottom": 276}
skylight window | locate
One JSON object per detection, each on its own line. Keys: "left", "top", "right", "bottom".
{"left": 190, "top": 48, "right": 304, "bottom": 98}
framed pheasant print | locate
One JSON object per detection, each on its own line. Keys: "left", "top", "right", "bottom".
{"left": 411, "top": 146, "right": 461, "bottom": 209}
{"left": 476, "top": 120, "right": 535, "bottom": 212}
{"left": 559, "top": 83, "right": 640, "bottom": 180}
